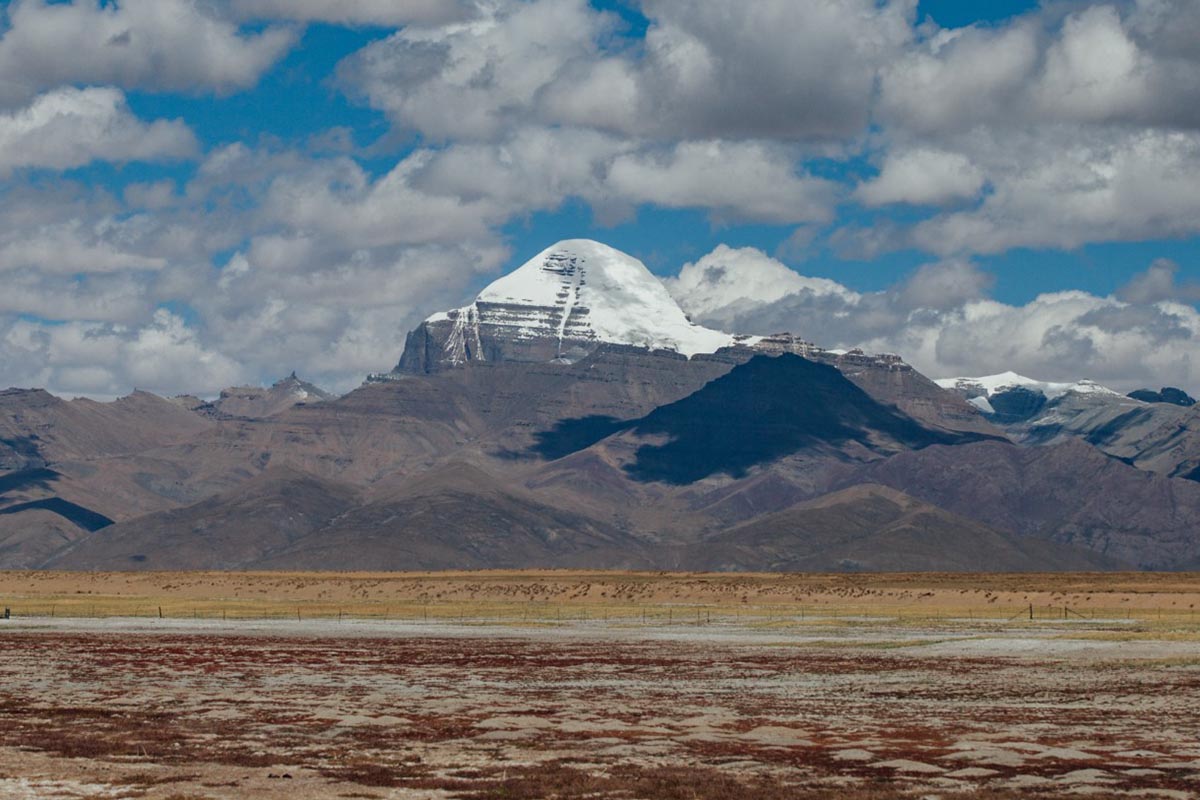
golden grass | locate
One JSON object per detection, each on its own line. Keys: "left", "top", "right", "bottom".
{"left": 2, "top": 570, "right": 1200, "bottom": 632}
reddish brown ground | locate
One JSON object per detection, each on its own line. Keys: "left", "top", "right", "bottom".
{"left": 0, "top": 618, "right": 1197, "bottom": 799}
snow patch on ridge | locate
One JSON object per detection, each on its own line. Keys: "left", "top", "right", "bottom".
{"left": 935, "top": 371, "right": 1124, "bottom": 400}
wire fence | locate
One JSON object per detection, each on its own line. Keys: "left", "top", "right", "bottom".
{"left": 1, "top": 601, "right": 1195, "bottom": 627}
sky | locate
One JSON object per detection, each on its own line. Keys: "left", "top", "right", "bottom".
{"left": 2, "top": 0, "right": 1200, "bottom": 398}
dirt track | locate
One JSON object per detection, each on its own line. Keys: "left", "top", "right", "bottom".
{"left": 1, "top": 615, "right": 1198, "bottom": 799}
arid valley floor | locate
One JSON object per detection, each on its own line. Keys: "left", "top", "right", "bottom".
{"left": 1, "top": 572, "right": 1198, "bottom": 799}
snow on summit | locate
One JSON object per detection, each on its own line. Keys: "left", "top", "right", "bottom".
{"left": 935, "top": 371, "right": 1122, "bottom": 400}
{"left": 458, "top": 239, "right": 743, "bottom": 357}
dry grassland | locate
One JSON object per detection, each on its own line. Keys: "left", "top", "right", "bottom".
{"left": 2, "top": 570, "right": 1200, "bottom": 626}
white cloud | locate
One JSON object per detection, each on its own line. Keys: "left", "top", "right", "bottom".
{"left": 339, "top": 0, "right": 916, "bottom": 144}
{"left": 411, "top": 129, "right": 838, "bottom": 226}
{"left": 1116, "top": 258, "right": 1200, "bottom": 304}
{"left": 230, "top": 0, "right": 476, "bottom": 27}
{"left": 606, "top": 141, "right": 837, "bottom": 224}
{"left": 259, "top": 152, "right": 502, "bottom": 248}
{"left": 1032, "top": 6, "right": 1149, "bottom": 123}
{"left": 910, "top": 128, "right": 1200, "bottom": 256}
{"left": 666, "top": 245, "right": 858, "bottom": 323}
{"left": 338, "top": 0, "right": 609, "bottom": 141}
{"left": 0, "top": 142, "right": 519, "bottom": 396}
{"left": 0, "top": 220, "right": 167, "bottom": 274}
{"left": 879, "top": 20, "right": 1040, "bottom": 135}
{"left": 1, "top": 310, "right": 244, "bottom": 397}
{"left": 879, "top": 2, "right": 1200, "bottom": 133}
{"left": 856, "top": 148, "right": 985, "bottom": 207}
{"left": 0, "top": 271, "right": 152, "bottom": 323}
{"left": 0, "top": 87, "right": 195, "bottom": 176}
{"left": 198, "top": 241, "right": 508, "bottom": 389}
{"left": 0, "top": 0, "right": 296, "bottom": 106}
{"left": 617, "top": 0, "right": 915, "bottom": 140}
{"left": 123, "top": 180, "right": 178, "bottom": 211}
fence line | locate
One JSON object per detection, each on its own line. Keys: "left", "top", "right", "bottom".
{"left": 0, "top": 601, "right": 1190, "bottom": 626}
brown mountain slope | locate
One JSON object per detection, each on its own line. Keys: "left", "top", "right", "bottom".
{"left": 254, "top": 463, "right": 653, "bottom": 571}
{"left": 45, "top": 467, "right": 361, "bottom": 570}
{"left": 688, "top": 484, "right": 1120, "bottom": 572}
{"left": 0, "top": 388, "right": 214, "bottom": 469}
{"left": 46, "top": 463, "right": 652, "bottom": 571}
{"left": 0, "top": 508, "right": 93, "bottom": 569}
{"left": 846, "top": 438, "right": 1200, "bottom": 569}
{"left": 0, "top": 391, "right": 220, "bottom": 549}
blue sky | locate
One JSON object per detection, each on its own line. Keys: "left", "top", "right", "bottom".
{"left": 2, "top": 0, "right": 1200, "bottom": 396}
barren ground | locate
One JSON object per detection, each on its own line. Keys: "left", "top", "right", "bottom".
{"left": 0, "top": 572, "right": 1198, "bottom": 799}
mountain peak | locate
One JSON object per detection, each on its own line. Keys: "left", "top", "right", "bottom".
{"left": 477, "top": 239, "right": 738, "bottom": 357}
{"left": 398, "top": 239, "right": 753, "bottom": 373}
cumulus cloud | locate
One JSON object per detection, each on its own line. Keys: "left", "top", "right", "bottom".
{"left": 0, "top": 0, "right": 295, "bottom": 106}
{"left": 0, "top": 140, "right": 524, "bottom": 396}
{"left": 0, "top": 87, "right": 195, "bottom": 176}
{"left": 230, "top": 0, "right": 476, "bottom": 27}
{"left": 879, "top": 3, "right": 1200, "bottom": 133}
{"left": 1116, "top": 259, "right": 1200, "bottom": 305}
{"left": 340, "top": 0, "right": 916, "bottom": 143}
{"left": 856, "top": 148, "right": 985, "bottom": 207}
{"left": 1, "top": 310, "right": 244, "bottom": 397}
{"left": 549, "top": 0, "right": 916, "bottom": 141}
{"left": 909, "top": 128, "right": 1200, "bottom": 256}
{"left": 327, "top": 0, "right": 1200, "bottom": 257}
{"left": 200, "top": 242, "right": 506, "bottom": 383}
{"left": 606, "top": 141, "right": 837, "bottom": 224}
{"left": 670, "top": 245, "right": 1200, "bottom": 394}
{"left": 859, "top": 1, "right": 1200, "bottom": 255}
{"left": 665, "top": 245, "right": 858, "bottom": 323}
{"left": 338, "top": 0, "right": 610, "bottom": 141}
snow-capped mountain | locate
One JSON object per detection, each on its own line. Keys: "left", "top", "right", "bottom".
{"left": 477, "top": 239, "right": 748, "bottom": 357}
{"left": 938, "top": 369, "right": 1200, "bottom": 481}
{"left": 935, "top": 371, "right": 1121, "bottom": 415}
{"left": 394, "top": 239, "right": 770, "bottom": 373}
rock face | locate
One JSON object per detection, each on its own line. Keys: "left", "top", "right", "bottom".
{"left": 1129, "top": 387, "right": 1197, "bottom": 407}
{"left": 197, "top": 373, "right": 334, "bottom": 419}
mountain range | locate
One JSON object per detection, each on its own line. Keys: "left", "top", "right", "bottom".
{"left": 3, "top": 240, "right": 1199, "bottom": 572}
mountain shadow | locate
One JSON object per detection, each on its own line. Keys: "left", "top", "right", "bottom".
{"left": 0, "top": 467, "right": 59, "bottom": 495}
{"left": 0, "top": 497, "right": 113, "bottom": 531}
{"left": 531, "top": 415, "right": 631, "bottom": 460}
{"left": 532, "top": 353, "right": 997, "bottom": 485}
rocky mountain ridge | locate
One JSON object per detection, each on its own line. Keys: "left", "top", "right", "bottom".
{"left": 939, "top": 370, "right": 1200, "bottom": 482}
